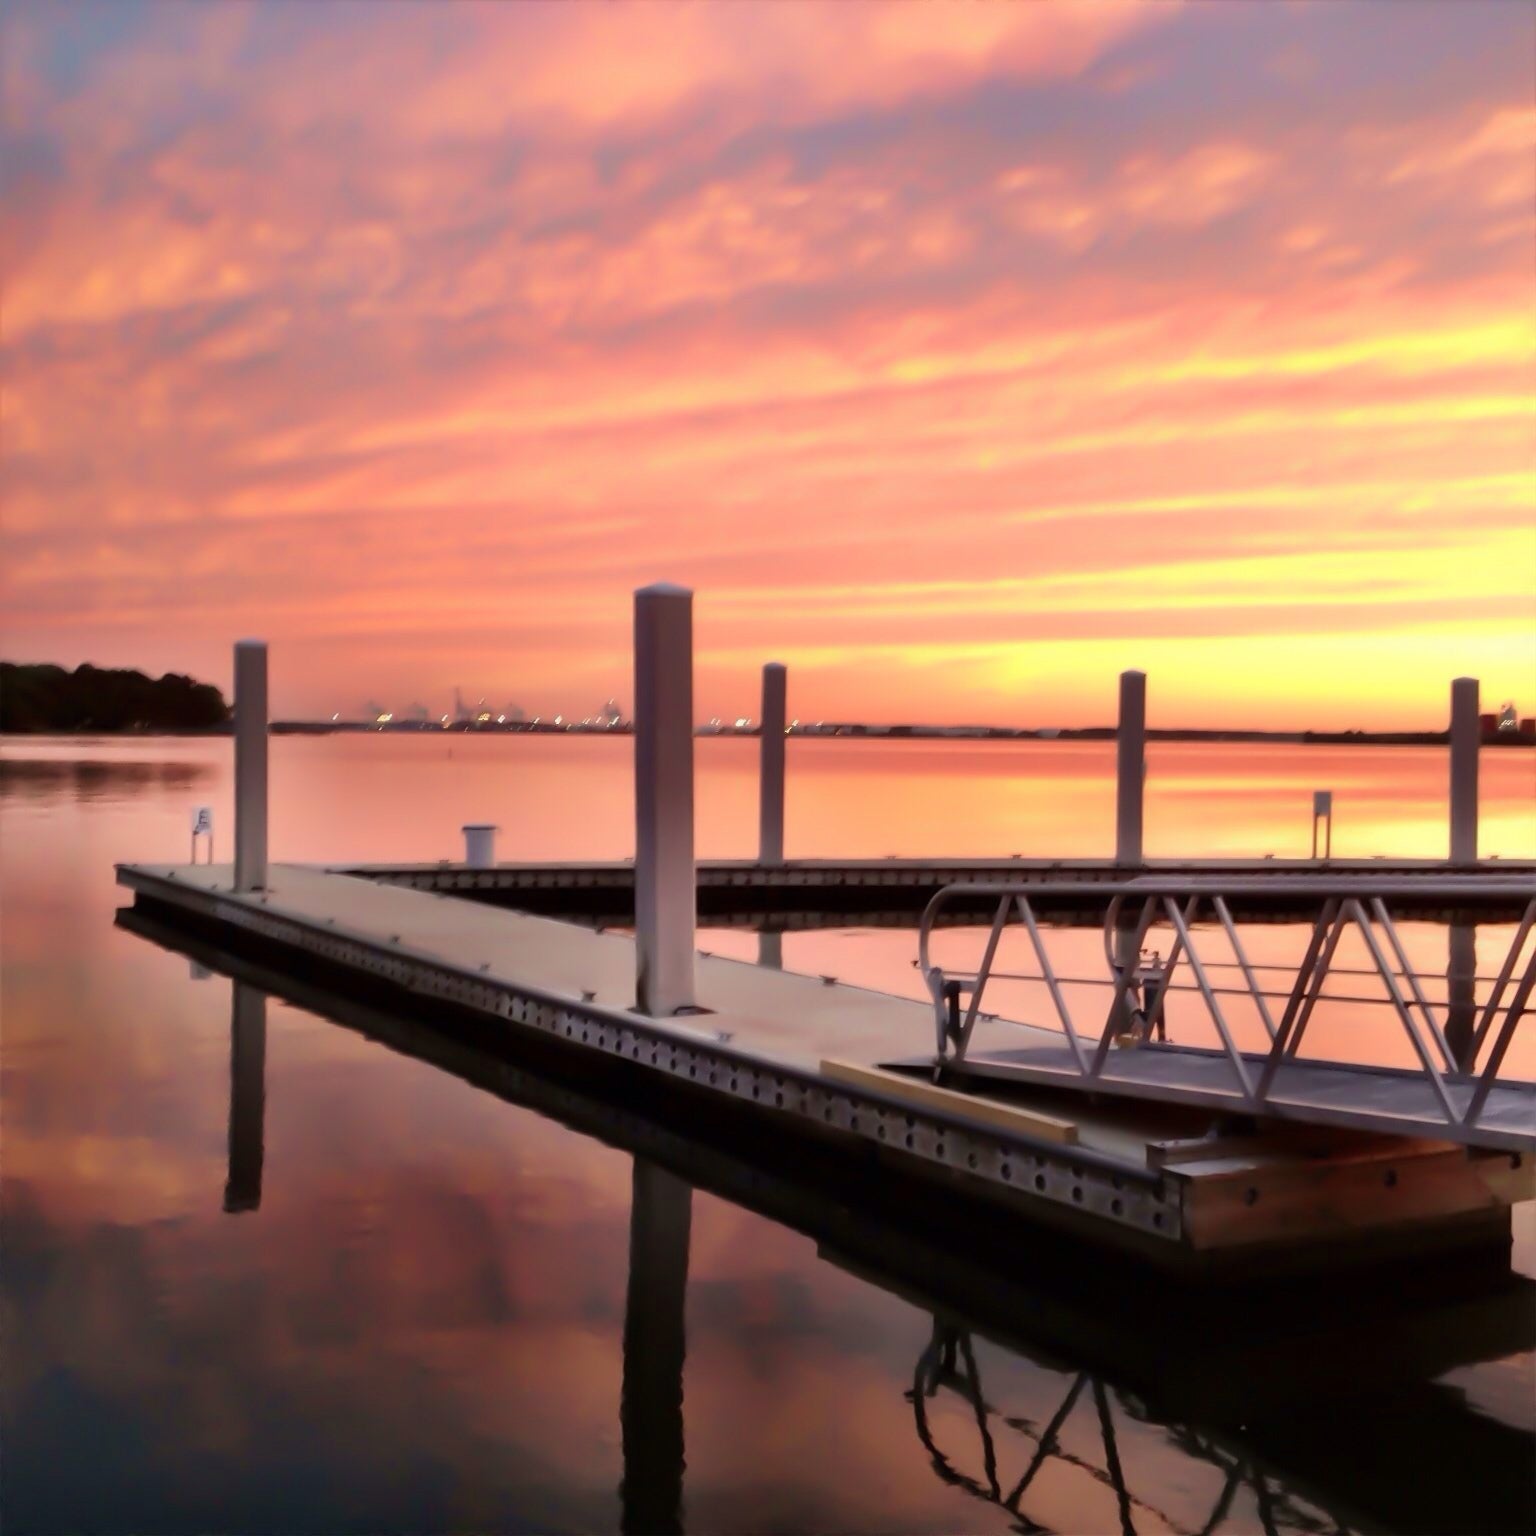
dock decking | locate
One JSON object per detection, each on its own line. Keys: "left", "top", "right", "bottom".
{"left": 117, "top": 859, "right": 1532, "bottom": 1266}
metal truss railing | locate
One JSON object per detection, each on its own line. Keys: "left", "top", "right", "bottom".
{"left": 916, "top": 876, "right": 1536, "bottom": 1137}
{"left": 910, "top": 1319, "right": 1345, "bottom": 1536}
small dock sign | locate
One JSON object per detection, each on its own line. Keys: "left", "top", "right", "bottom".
{"left": 191, "top": 806, "right": 214, "bottom": 864}
{"left": 1311, "top": 790, "right": 1333, "bottom": 860}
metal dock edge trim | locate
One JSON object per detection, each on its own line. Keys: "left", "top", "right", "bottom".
{"left": 116, "top": 864, "right": 1179, "bottom": 1242}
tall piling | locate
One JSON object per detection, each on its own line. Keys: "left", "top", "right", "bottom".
{"left": 1450, "top": 677, "right": 1479, "bottom": 864}
{"left": 1116, "top": 671, "right": 1146, "bottom": 865}
{"left": 634, "top": 584, "right": 697, "bottom": 1016}
{"left": 233, "top": 640, "right": 268, "bottom": 892}
{"left": 759, "top": 662, "right": 787, "bottom": 866}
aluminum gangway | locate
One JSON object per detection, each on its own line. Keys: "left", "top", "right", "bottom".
{"left": 915, "top": 876, "right": 1536, "bottom": 1152}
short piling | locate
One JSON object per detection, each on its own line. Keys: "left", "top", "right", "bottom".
{"left": 233, "top": 640, "right": 268, "bottom": 892}
{"left": 1115, "top": 671, "right": 1146, "bottom": 865}
{"left": 634, "top": 584, "right": 697, "bottom": 1016}
{"left": 1450, "top": 677, "right": 1479, "bottom": 864}
{"left": 759, "top": 662, "right": 787, "bottom": 865}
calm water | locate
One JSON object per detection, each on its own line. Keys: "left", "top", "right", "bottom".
{"left": 3, "top": 735, "right": 1534, "bottom": 1535}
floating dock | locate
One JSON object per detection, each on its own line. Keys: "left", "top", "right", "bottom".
{"left": 116, "top": 859, "right": 1533, "bottom": 1269}
{"left": 350, "top": 855, "right": 1536, "bottom": 924}
{"left": 117, "top": 610, "right": 1535, "bottom": 1273}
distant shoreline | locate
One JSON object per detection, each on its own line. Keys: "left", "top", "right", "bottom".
{"left": 3, "top": 722, "right": 1532, "bottom": 748}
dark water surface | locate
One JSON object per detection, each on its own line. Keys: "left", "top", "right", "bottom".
{"left": 3, "top": 737, "right": 1533, "bottom": 1535}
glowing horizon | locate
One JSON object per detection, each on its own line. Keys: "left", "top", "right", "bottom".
{"left": 2, "top": 1, "right": 1533, "bottom": 729}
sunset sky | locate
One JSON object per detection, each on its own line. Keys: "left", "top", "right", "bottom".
{"left": 2, "top": 0, "right": 1533, "bottom": 727}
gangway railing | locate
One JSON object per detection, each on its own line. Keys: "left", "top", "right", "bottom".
{"left": 916, "top": 876, "right": 1536, "bottom": 1141}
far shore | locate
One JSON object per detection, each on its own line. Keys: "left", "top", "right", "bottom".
{"left": 2, "top": 723, "right": 1532, "bottom": 748}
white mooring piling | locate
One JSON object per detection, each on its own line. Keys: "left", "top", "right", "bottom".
{"left": 759, "top": 662, "right": 787, "bottom": 866}
{"left": 634, "top": 584, "right": 697, "bottom": 1016}
{"left": 1450, "top": 676, "right": 1480, "bottom": 864}
{"left": 233, "top": 640, "right": 268, "bottom": 892}
{"left": 1115, "top": 670, "right": 1146, "bottom": 865}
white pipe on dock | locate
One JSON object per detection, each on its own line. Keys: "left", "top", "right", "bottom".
{"left": 462, "top": 823, "right": 497, "bottom": 869}
{"left": 634, "top": 584, "right": 697, "bottom": 1015}
{"left": 1450, "top": 676, "right": 1479, "bottom": 864}
{"left": 759, "top": 661, "right": 787, "bottom": 865}
{"left": 1115, "top": 670, "right": 1146, "bottom": 865}
{"left": 233, "top": 640, "right": 268, "bottom": 892}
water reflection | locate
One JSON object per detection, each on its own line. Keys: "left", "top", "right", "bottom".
{"left": 912, "top": 1322, "right": 1302, "bottom": 1535}
{"left": 224, "top": 986, "right": 266, "bottom": 1214}
{"left": 620, "top": 1162, "right": 691, "bottom": 1536}
{"left": 6, "top": 735, "right": 1532, "bottom": 1536}
{"left": 134, "top": 907, "right": 1533, "bottom": 1535}
{"left": 0, "top": 756, "right": 213, "bottom": 801}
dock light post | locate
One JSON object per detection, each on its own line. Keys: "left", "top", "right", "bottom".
{"left": 233, "top": 640, "right": 268, "bottom": 892}
{"left": 1115, "top": 671, "right": 1146, "bottom": 866}
{"left": 759, "top": 662, "right": 787, "bottom": 866}
{"left": 1450, "top": 677, "right": 1479, "bottom": 864}
{"left": 634, "top": 584, "right": 697, "bottom": 1016}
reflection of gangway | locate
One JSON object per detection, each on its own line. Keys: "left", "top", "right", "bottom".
{"left": 910, "top": 1320, "right": 1344, "bottom": 1536}
{"left": 916, "top": 876, "right": 1536, "bottom": 1151}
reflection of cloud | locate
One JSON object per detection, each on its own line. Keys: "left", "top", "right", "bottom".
{"left": 0, "top": 758, "right": 215, "bottom": 802}
{"left": 0, "top": 0, "right": 1532, "bottom": 725}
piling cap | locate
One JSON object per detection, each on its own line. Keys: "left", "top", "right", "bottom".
{"left": 635, "top": 581, "right": 692, "bottom": 598}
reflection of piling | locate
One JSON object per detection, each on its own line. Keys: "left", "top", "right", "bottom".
{"left": 620, "top": 1160, "right": 692, "bottom": 1536}
{"left": 1450, "top": 677, "right": 1479, "bottom": 864}
{"left": 234, "top": 641, "right": 268, "bottom": 892}
{"left": 223, "top": 984, "right": 266, "bottom": 1214}
{"left": 634, "top": 585, "right": 697, "bottom": 1016}
{"left": 1446, "top": 923, "right": 1477, "bottom": 1072}
{"left": 759, "top": 662, "right": 787, "bottom": 866}
{"left": 757, "top": 929, "right": 783, "bottom": 969}
{"left": 1115, "top": 671, "right": 1145, "bottom": 866}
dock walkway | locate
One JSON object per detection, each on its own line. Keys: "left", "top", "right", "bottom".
{"left": 118, "top": 860, "right": 1532, "bottom": 1265}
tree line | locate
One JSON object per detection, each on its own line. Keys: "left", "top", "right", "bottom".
{"left": 1, "top": 663, "right": 230, "bottom": 732}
